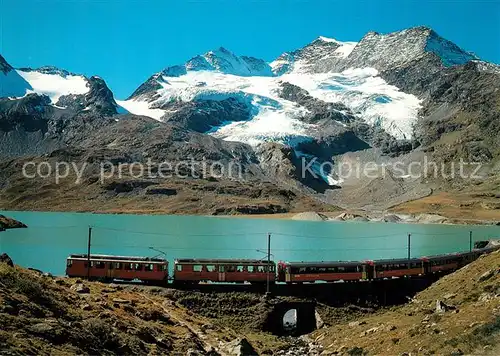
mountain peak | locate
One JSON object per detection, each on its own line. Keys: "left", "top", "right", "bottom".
{"left": 341, "top": 26, "right": 477, "bottom": 72}
{"left": 316, "top": 36, "right": 342, "bottom": 44}
{"left": 271, "top": 36, "right": 357, "bottom": 75}
{"left": 17, "top": 65, "right": 78, "bottom": 78}
{"left": 157, "top": 47, "right": 274, "bottom": 79}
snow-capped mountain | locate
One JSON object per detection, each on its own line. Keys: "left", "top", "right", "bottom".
{"left": 119, "top": 31, "right": 430, "bottom": 146}
{"left": 16, "top": 66, "right": 90, "bottom": 104}
{"left": 0, "top": 27, "right": 500, "bottom": 206}
{"left": 0, "top": 57, "right": 122, "bottom": 116}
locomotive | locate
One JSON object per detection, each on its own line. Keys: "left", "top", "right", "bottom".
{"left": 65, "top": 243, "right": 498, "bottom": 285}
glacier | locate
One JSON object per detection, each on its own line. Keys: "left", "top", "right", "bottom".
{"left": 17, "top": 70, "right": 90, "bottom": 104}
{"left": 120, "top": 65, "right": 421, "bottom": 144}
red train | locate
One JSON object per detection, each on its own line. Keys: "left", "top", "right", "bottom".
{"left": 66, "top": 254, "right": 168, "bottom": 283}
{"left": 65, "top": 244, "right": 499, "bottom": 285}
{"left": 173, "top": 258, "right": 276, "bottom": 284}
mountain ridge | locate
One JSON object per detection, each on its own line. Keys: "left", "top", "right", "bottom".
{"left": 0, "top": 25, "right": 498, "bottom": 217}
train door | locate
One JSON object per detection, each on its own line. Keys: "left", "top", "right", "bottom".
{"left": 363, "top": 262, "right": 374, "bottom": 280}
{"left": 107, "top": 261, "right": 113, "bottom": 280}
{"left": 218, "top": 265, "right": 225, "bottom": 282}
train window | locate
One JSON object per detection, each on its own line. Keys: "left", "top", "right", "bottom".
{"left": 206, "top": 265, "right": 216, "bottom": 272}
{"left": 134, "top": 263, "right": 142, "bottom": 271}
{"left": 219, "top": 265, "right": 224, "bottom": 272}
{"left": 114, "top": 263, "right": 122, "bottom": 270}
{"left": 66, "top": 259, "right": 73, "bottom": 267}
{"left": 247, "top": 266, "right": 254, "bottom": 272}
{"left": 257, "top": 266, "right": 265, "bottom": 273}
{"left": 299, "top": 267, "right": 306, "bottom": 273}
{"left": 90, "top": 261, "right": 95, "bottom": 268}
{"left": 96, "top": 261, "right": 106, "bottom": 269}
{"left": 176, "top": 264, "right": 183, "bottom": 272}
{"left": 338, "top": 267, "right": 345, "bottom": 272}
{"left": 144, "top": 264, "right": 153, "bottom": 272}
{"left": 236, "top": 266, "right": 244, "bottom": 272}
{"left": 193, "top": 265, "right": 203, "bottom": 272}
{"left": 227, "top": 265, "right": 236, "bottom": 272}
{"left": 159, "top": 264, "right": 167, "bottom": 271}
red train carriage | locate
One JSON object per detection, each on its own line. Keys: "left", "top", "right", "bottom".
{"left": 66, "top": 254, "right": 168, "bottom": 283}
{"left": 173, "top": 258, "right": 276, "bottom": 284}
{"left": 277, "top": 261, "right": 365, "bottom": 283}
{"left": 423, "top": 253, "right": 461, "bottom": 273}
{"left": 371, "top": 258, "right": 425, "bottom": 279}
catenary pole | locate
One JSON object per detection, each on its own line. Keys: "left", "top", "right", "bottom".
{"left": 87, "top": 226, "right": 92, "bottom": 280}
{"left": 267, "top": 232, "right": 271, "bottom": 294}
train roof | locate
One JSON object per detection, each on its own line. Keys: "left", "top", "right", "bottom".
{"left": 174, "top": 258, "right": 275, "bottom": 264}
{"left": 68, "top": 254, "right": 167, "bottom": 263}
{"left": 423, "top": 253, "right": 462, "bottom": 261}
{"left": 284, "top": 261, "right": 363, "bottom": 268}
{"left": 372, "top": 257, "right": 422, "bottom": 264}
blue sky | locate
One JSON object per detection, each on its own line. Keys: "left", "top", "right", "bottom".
{"left": 1, "top": 0, "right": 499, "bottom": 98}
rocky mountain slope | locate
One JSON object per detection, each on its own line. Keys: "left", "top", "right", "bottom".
{"left": 1, "top": 245, "right": 500, "bottom": 355}
{"left": 313, "top": 247, "right": 500, "bottom": 355}
{"left": 0, "top": 26, "right": 498, "bottom": 216}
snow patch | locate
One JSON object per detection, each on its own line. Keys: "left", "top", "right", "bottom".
{"left": 333, "top": 42, "right": 357, "bottom": 58}
{"left": 116, "top": 99, "right": 165, "bottom": 120}
{"left": 17, "top": 70, "right": 89, "bottom": 104}
{"left": 282, "top": 68, "right": 421, "bottom": 139}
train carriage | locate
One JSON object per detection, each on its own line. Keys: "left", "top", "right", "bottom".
{"left": 277, "top": 261, "right": 365, "bottom": 283}
{"left": 66, "top": 254, "right": 168, "bottom": 283}
{"left": 173, "top": 258, "right": 276, "bottom": 284}
{"left": 424, "top": 253, "right": 461, "bottom": 273}
{"left": 371, "top": 258, "right": 425, "bottom": 279}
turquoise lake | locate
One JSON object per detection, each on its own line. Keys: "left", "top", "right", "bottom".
{"left": 1, "top": 211, "right": 499, "bottom": 276}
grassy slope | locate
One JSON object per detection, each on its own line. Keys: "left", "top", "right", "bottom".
{"left": 313, "top": 249, "right": 500, "bottom": 355}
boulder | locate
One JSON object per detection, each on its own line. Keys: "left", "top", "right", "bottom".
{"left": 222, "top": 338, "right": 258, "bottom": 356}
{"left": 478, "top": 269, "right": 495, "bottom": 282}
{"left": 112, "top": 298, "right": 130, "bottom": 304}
{"left": 0, "top": 253, "right": 14, "bottom": 267}
{"left": 315, "top": 311, "right": 324, "bottom": 329}
{"left": 435, "top": 300, "right": 456, "bottom": 313}
{"left": 70, "top": 283, "right": 90, "bottom": 294}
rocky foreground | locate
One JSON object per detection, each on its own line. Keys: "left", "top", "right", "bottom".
{"left": 313, "top": 249, "right": 500, "bottom": 355}
{"left": 1, "top": 248, "right": 500, "bottom": 355}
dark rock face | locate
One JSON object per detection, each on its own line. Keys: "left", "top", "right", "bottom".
{"left": 157, "top": 97, "right": 252, "bottom": 133}
{"left": 277, "top": 82, "right": 354, "bottom": 124}
{"left": 0, "top": 54, "right": 13, "bottom": 74}
{"left": 272, "top": 37, "right": 343, "bottom": 75}
{"left": 0, "top": 94, "right": 52, "bottom": 133}
{"left": 384, "top": 59, "right": 500, "bottom": 163}
{"left": 127, "top": 73, "right": 164, "bottom": 101}
{"left": 0, "top": 253, "right": 14, "bottom": 266}
{"left": 18, "top": 66, "right": 76, "bottom": 77}
{"left": 145, "top": 188, "right": 177, "bottom": 196}
{"left": 57, "top": 76, "right": 118, "bottom": 116}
